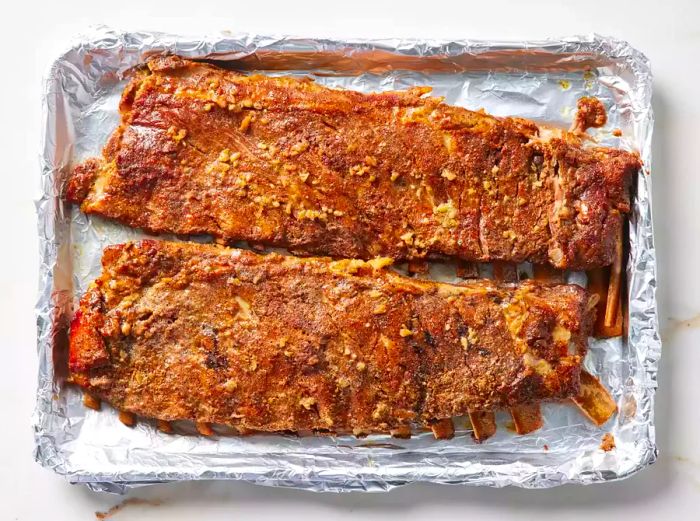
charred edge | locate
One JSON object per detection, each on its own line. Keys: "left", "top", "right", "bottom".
{"left": 65, "top": 158, "right": 102, "bottom": 204}
{"left": 68, "top": 290, "right": 110, "bottom": 374}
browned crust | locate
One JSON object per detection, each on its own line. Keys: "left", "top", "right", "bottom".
{"left": 69, "top": 240, "right": 594, "bottom": 436}
{"left": 67, "top": 56, "right": 640, "bottom": 270}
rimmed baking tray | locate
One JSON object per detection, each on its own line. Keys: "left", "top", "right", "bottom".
{"left": 34, "top": 26, "right": 659, "bottom": 492}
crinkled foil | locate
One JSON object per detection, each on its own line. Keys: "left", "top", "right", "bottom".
{"left": 34, "top": 26, "right": 659, "bottom": 492}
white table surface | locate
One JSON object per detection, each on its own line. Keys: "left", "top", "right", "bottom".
{"left": 2, "top": 0, "right": 698, "bottom": 518}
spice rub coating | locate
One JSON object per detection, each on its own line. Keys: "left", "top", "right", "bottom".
{"left": 67, "top": 57, "right": 639, "bottom": 270}
{"left": 69, "top": 240, "right": 594, "bottom": 435}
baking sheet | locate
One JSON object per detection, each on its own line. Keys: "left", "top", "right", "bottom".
{"left": 34, "top": 26, "right": 659, "bottom": 492}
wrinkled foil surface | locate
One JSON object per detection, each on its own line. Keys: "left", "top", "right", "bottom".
{"left": 34, "top": 26, "right": 659, "bottom": 492}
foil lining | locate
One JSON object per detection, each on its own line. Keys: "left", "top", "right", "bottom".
{"left": 34, "top": 26, "right": 659, "bottom": 492}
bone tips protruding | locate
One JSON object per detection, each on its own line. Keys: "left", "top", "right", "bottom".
{"left": 430, "top": 418, "right": 455, "bottom": 440}
{"left": 83, "top": 393, "right": 101, "bottom": 411}
{"left": 571, "top": 370, "right": 617, "bottom": 426}
{"left": 468, "top": 411, "right": 497, "bottom": 442}
{"left": 509, "top": 403, "right": 544, "bottom": 435}
{"left": 157, "top": 420, "right": 174, "bottom": 433}
{"left": 390, "top": 425, "right": 412, "bottom": 439}
{"left": 196, "top": 422, "right": 215, "bottom": 436}
{"left": 118, "top": 410, "right": 136, "bottom": 427}
{"left": 586, "top": 230, "right": 624, "bottom": 338}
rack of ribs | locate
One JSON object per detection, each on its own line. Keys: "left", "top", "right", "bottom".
{"left": 69, "top": 240, "right": 601, "bottom": 439}
{"left": 66, "top": 56, "right": 640, "bottom": 270}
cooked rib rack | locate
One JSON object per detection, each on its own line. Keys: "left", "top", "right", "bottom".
{"left": 69, "top": 240, "right": 597, "bottom": 438}
{"left": 67, "top": 56, "right": 640, "bottom": 270}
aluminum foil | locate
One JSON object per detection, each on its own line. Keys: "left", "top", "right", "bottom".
{"left": 34, "top": 26, "right": 659, "bottom": 492}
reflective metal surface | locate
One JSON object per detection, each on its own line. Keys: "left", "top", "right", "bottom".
{"left": 34, "top": 26, "right": 658, "bottom": 492}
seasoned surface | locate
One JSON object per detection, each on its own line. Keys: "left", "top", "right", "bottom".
{"left": 70, "top": 240, "right": 594, "bottom": 435}
{"left": 67, "top": 57, "right": 640, "bottom": 270}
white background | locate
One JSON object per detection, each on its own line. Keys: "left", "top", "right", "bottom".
{"left": 2, "top": 0, "right": 699, "bottom": 518}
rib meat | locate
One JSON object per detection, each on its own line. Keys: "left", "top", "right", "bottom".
{"left": 66, "top": 56, "right": 639, "bottom": 270}
{"left": 69, "top": 240, "right": 594, "bottom": 435}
